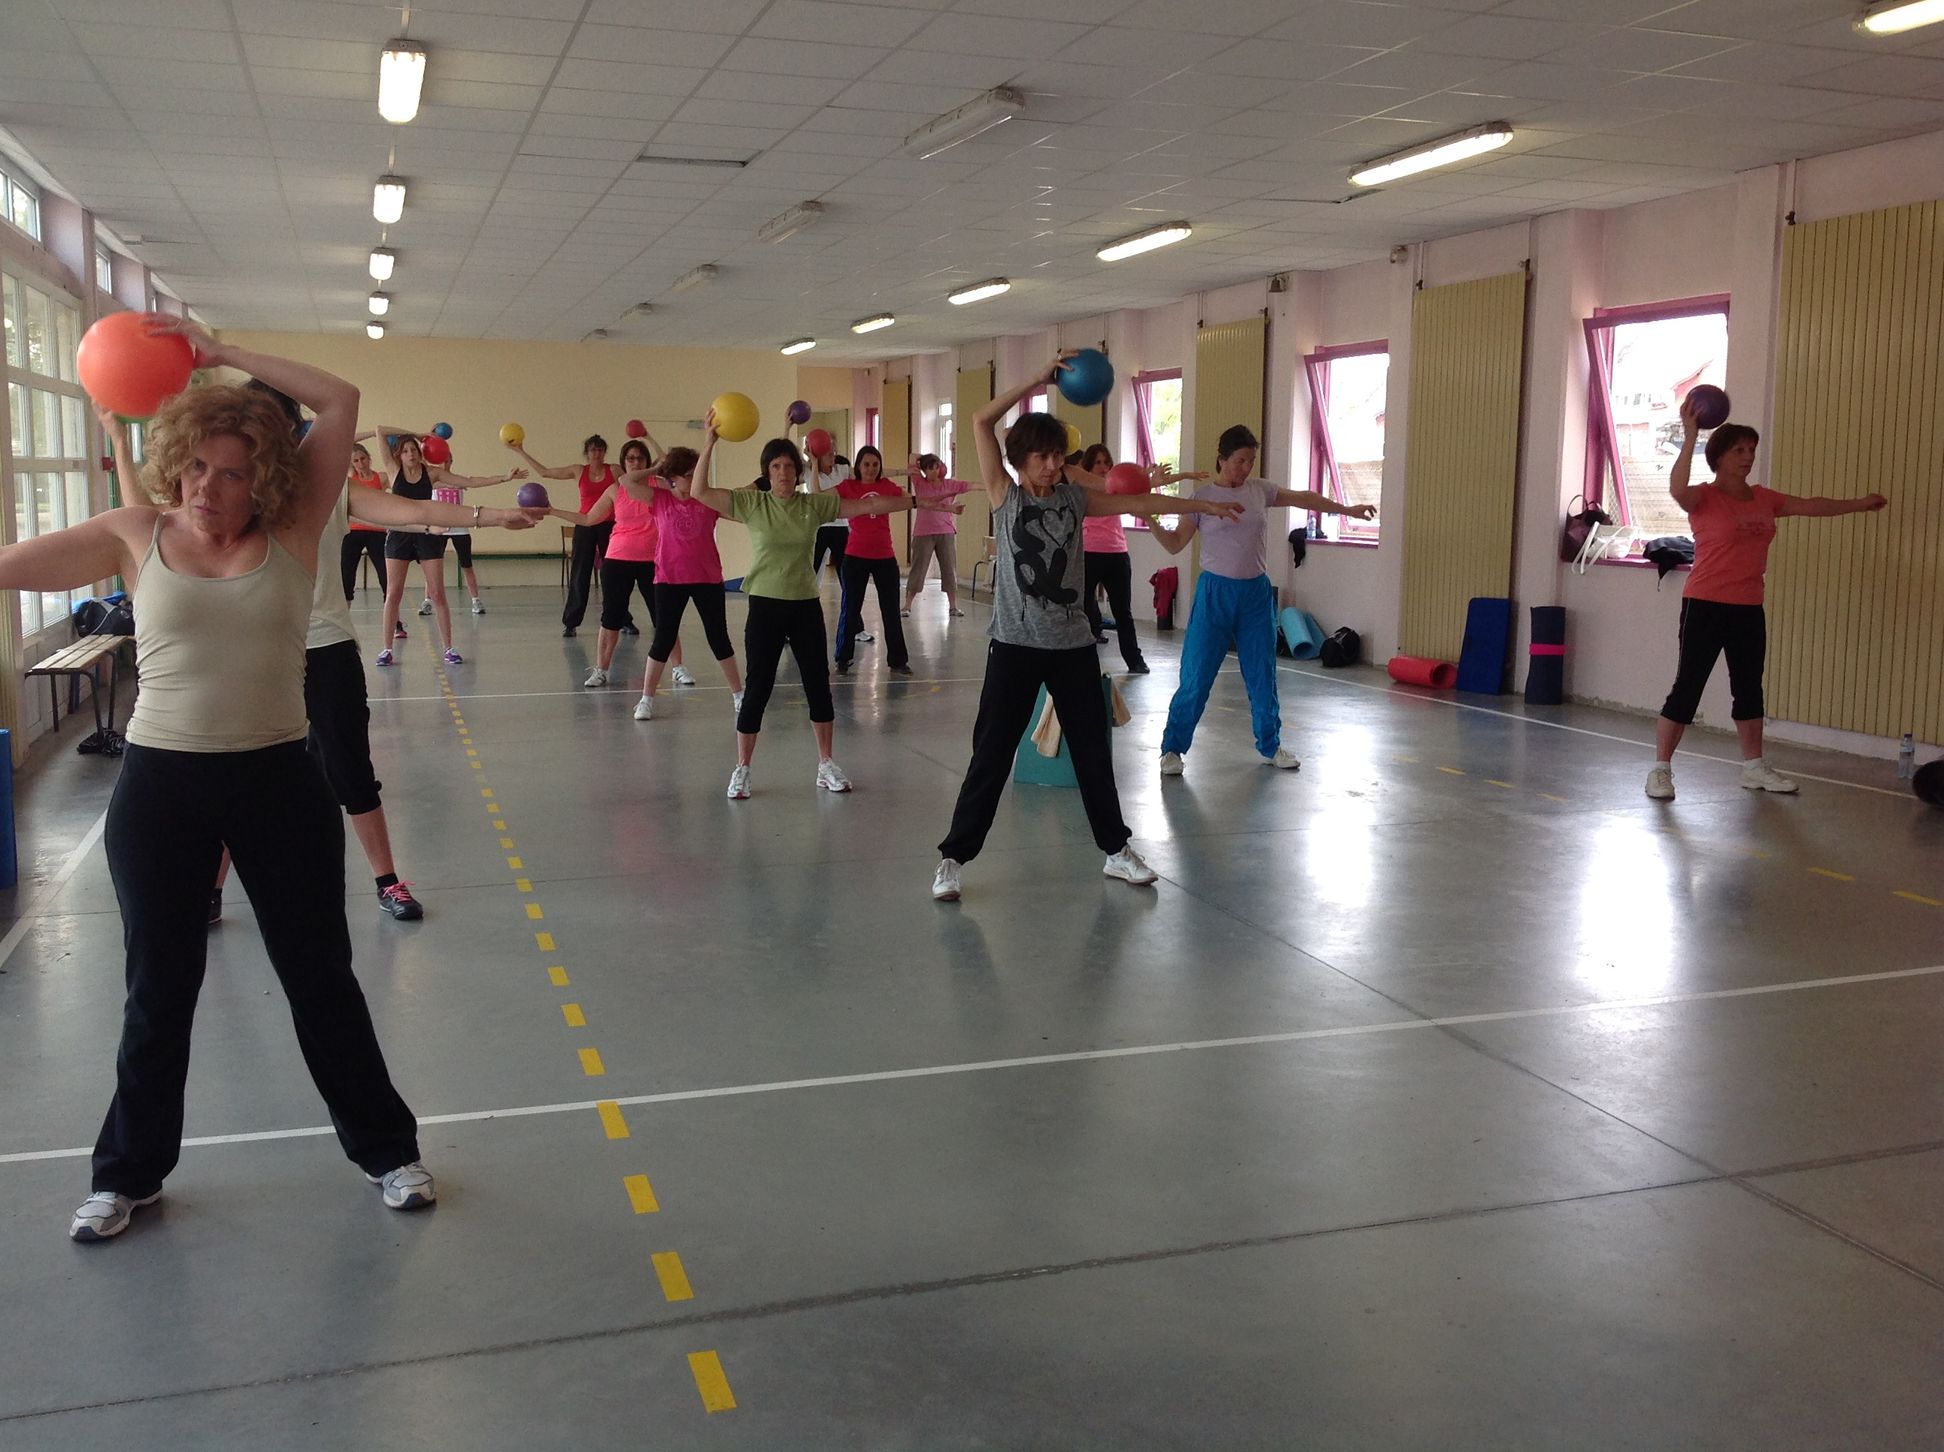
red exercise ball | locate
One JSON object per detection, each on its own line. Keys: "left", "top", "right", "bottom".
{"left": 625, "top": 419, "right": 647, "bottom": 438}
{"left": 1104, "top": 462, "right": 1149, "bottom": 493}
{"left": 421, "top": 435, "right": 452, "bottom": 466}
{"left": 76, "top": 311, "right": 195, "bottom": 420}
{"left": 804, "top": 427, "right": 833, "bottom": 459}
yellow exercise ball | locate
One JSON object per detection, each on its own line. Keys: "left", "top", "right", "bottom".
{"left": 1063, "top": 421, "right": 1083, "bottom": 454}
{"left": 499, "top": 422, "right": 525, "bottom": 446}
{"left": 711, "top": 392, "right": 759, "bottom": 443}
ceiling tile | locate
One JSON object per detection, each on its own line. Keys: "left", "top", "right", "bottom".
{"left": 566, "top": 24, "right": 736, "bottom": 68}
{"left": 718, "top": 37, "right": 889, "bottom": 80}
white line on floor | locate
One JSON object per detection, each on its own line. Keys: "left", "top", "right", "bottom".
{"left": 5, "top": 962, "right": 1939, "bottom": 1167}
{"left": 369, "top": 677, "right": 995, "bottom": 703}
{"left": 1278, "top": 665, "right": 1910, "bottom": 799}
{"left": 0, "top": 807, "right": 109, "bottom": 971}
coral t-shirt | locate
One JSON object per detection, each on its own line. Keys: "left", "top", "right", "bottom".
{"left": 1682, "top": 484, "right": 1783, "bottom": 606}
{"left": 606, "top": 486, "right": 658, "bottom": 563}
{"left": 347, "top": 470, "right": 385, "bottom": 532}
{"left": 836, "top": 479, "right": 900, "bottom": 558}
{"left": 651, "top": 489, "right": 723, "bottom": 585}
{"left": 578, "top": 464, "right": 616, "bottom": 513}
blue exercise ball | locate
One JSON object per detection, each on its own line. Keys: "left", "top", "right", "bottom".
{"left": 1057, "top": 348, "right": 1114, "bottom": 408}
{"left": 432, "top": 421, "right": 453, "bottom": 439}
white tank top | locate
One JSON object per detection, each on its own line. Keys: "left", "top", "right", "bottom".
{"left": 308, "top": 490, "right": 356, "bottom": 651}
{"left": 126, "top": 518, "right": 313, "bottom": 752}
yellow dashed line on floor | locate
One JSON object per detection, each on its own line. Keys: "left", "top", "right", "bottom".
{"left": 1538, "top": 792, "right": 1568, "bottom": 803}
{"left": 624, "top": 1174, "right": 659, "bottom": 1214}
{"left": 562, "top": 1003, "right": 586, "bottom": 1028}
{"left": 598, "top": 1101, "right": 630, "bottom": 1139}
{"left": 1485, "top": 779, "right": 1514, "bottom": 789}
{"left": 579, "top": 1047, "right": 606, "bottom": 1077}
{"left": 1893, "top": 890, "right": 1941, "bottom": 907}
{"left": 516, "top": 877, "right": 533, "bottom": 892}
{"left": 1437, "top": 765, "right": 1466, "bottom": 776}
{"left": 1809, "top": 867, "right": 1856, "bottom": 882}
{"left": 653, "top": 1252, "right": 695, "bottom": 1303}
{"left": 526, "top": 903, "right": 544, "bottom": 920}
{"left": 507, "top": 856, "right": 523, "bottom": 870}
{"left": 480, "top": 788, "right": 494, "bottom": 800}
{"left": 688, "top": 1351, "right": 736, "bottom": 1413}
{"left": 499, "top": 836, "right": 515, "bottom": 850}
{"left": 548, "top": 966, "right": 570, "bottom": 987}
{"left": 536, "top": 931, "right": 555, "bottom": 952}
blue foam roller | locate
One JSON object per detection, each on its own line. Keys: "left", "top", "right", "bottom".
{"left": 1277, "top": 607, "right": 1326, "bottom": 659}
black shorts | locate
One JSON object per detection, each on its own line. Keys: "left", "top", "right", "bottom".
{"left": 449, "top": 533, "right": 474, "bottom": 569}
{"left": 384, "top": 531, "right": 448, "bottom": 563}
{"left": 304, "top": 640, "right": 382, "bottom": 816}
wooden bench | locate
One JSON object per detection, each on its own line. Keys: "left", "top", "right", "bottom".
{"left": 27, "top": 634, "right": 135, "bottom": 755}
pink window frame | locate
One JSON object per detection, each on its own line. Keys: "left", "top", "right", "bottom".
{"left": 1303, "top": 339, "right": 1386, "bottom": 545}
{"left": 1582, "top": 294, "right": 1729, "bottom": 526}
{"left": 1127, "top": 367, "right": 1182, "bottom": 531}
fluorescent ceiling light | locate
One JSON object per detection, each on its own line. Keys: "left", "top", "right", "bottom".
{"left": 368, "top": 247, "right": 395, "bottom": 282}
{"left": 367, "top": 292, "right": 390, "bottom": 316}
{"left": 1097, "top": 221, "right": 1192, "bottom": 262}
{"left": 634, "top": 152, "right": 750, "bottom": 169}
{"left": 673, "top": 264, "right": 718, "bottom": 292}
{"left": 582, "top": 328, "right": 610, "bottom": 342}
{"left": 851, "top": 314, "right": 895, "bottom": 334}
{"left": 625, "top": 302, "right": 654, "bottom": 318}
{"left": 780, "top": 337, "right": 816, "bottom": 356}
{"left": 366, "top": 322, "right": 385, "bottom": 340}
{"left": 1856, "top": 0, "right": 1944, "bottom": 32}
{"left": 948, "top": 278, "right": 1011, "bottom": 306}
{"left": 758, "top": 201, "right": 824, "bottom": 244}
{"left": 378, "top": 41, "right": 427, "bottom": 125}
{"left": 372, "top": 176, "right": 406, "bottom": 224}
{"left": 1350, "top": 123, "right": 1513, "bottom": 187}
{"left": 903, "top": 87, "right": 1023, "bottom": 160}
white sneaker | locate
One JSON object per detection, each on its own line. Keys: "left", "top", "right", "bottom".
{"left": 1265, "top": 748, "right": 1301, "bottom": 770}
{"left": 633, "top": 695, "right": 653, "bottom": 720}
{"left": 1103, "top": 845, "right": 1158, "bottom": 885}
{"left": 816, "top": 758, "right": 852, "bottom": 793}
{"left": 949, "top": 607, "right": 966, "bottom": 617}
{"left": 471, "top": 597, "right": 484, "bottom": 615}
{"left": 1742, "top": 760, "right": 1799, "bottom": 794}
{"left": 726, "top": 764, "right": 751, "bottom": 800}
{"left": 731, "top": 690, "right": 745, "bottom": 718}
{"left": 1159, "top": 751, "right": 1185, "bottom": 777}
{"left": 858, "top": 630, "right": 874, "bottom": 643}
{"left": 365, "top": 1161, "right": 437, "bottom": 1210}
{"left": 417, "top": 599, "right": 433, "bottom": 616}
{"left": 583, "top": 667, "right": 609, "bottom": 688}
{"left": 69, "top": 1189, "right": 161, "bottom": 1242}
{"left": 1646, "top": 762, "right": 1675, "bottom": 800}
{"left": 672, "top": 665, "right": 696, "bottom": 686}
{"left": 932, "top": 858, "right": 962, "bottom": 900}
{"left": 899, "top": 608, "right": 911, "bottom": 618}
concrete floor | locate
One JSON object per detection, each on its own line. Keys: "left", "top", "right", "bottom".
{"left": 1, "top": 573, "right": 1940, "bottom": 1450}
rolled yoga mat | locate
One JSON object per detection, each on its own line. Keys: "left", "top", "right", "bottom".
{"left": 1525, "top": 604, "right": 1566, "bottom": 706}
{"left": 1388, "top": 656, "right": 1458, "bottom": 689}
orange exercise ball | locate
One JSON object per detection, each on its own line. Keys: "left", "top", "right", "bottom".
{"left": 76, "top": 312, "right": 194, "bottom": 420}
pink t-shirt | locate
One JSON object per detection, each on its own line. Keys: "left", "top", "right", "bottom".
{"left": 913, "top": 478, "right": 972, "bottom": 537}
{"left": 606, "top": 487, "right": 658, "bottom": 563}
{"left": 651, "top": 488, "right": 724, "bottom": 585}
{"left": 1682, "top": 484, "right": 1782, "bottom": 606}
{"left": 1080, "top": 470, "right": 1149, "bottom": 554}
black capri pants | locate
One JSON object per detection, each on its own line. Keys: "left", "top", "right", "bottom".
{"left": 304, "top": 640, "right": 383, "bottom": 817}
{"left": 449, "top": 534, "right": 474, "bottom": 570}
{"left": 739, "top": 595, "right": 832, "bottom": 734}
{"left": 600, "top": 558, "right": 658, "bottom": 633}
{"left": 1660, "top": 598, "right": 1766, "bottom": 725}
{"left": 340, "top": 530, "right": 386, "bottom": 602}
{"left": 651, "top": 582, "right": 735, "bottom": 663}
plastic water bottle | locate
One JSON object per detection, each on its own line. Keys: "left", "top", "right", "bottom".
{"left": 1899, "top": 733, "right": 1915, "bottom": 779}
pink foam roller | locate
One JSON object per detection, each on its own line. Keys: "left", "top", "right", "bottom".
{"left": 1387, "top": 655, "right": 1458, "bottom": 689}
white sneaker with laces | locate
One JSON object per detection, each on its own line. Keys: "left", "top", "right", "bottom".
{"left": 471, "top": 597, "right": 484, "bottom": 615}
{"left": 583, "top": 667, "right": 609, "bottom": 688}
{"left": 1159, "top": 751, "right": 1185, "bottom": 777}
{"left": 633, "top": 696, "right": 653, "bottom": 720}
{"left": 726, "top": 764, "right": 751, "bottom": 800}
{"left": 672, "top": 665, "right": 696, "bottom": 686}
{"left": 858, "top": 630, "right": 874, "bottom": 643}
{"left": 1741, "top": 759, "right": 1799, "bottom": 794}
{"left": 1103, "top": 845, "right": 1158, "bottom": 885}
{"left": 69, "top": 1189, "right": 161, "bottom": 1242}
{"left": 1265, "top": 748, "right": 1301, "bottom": 770}
{"left": 365, "top": 1161, "right": 436, "bottom": 1210}
{"left": 417, "top": 598, "right": 433, "bottom": 616}
{"left": 816, "top": 758, "right": 852, "bottom": 793}
{"left": 1646, "top": 763, "right": 1675, "bottom": 800}
{"left": 732, "top": 690, "right": 745, "bottom": 718}
{"left": 932, "top": 858, "right": 962, "bottom": 901}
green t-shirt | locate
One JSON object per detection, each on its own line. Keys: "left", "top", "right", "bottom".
{"left": 726, "top": 488, "right": 841, "bottom": 599}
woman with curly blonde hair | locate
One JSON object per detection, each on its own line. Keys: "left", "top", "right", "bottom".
{"left": 0, "top": 317, "right": 434, "bottom": 1243}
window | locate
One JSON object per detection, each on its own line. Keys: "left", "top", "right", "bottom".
{"left": 936, "top": 400, "right": 954, "bottom": 477}
{"left": 1585, "top": 296, "right": 1729, "bottom": 556}
{"left": 1304, "top": 342, "right": 1387, "bottom": 543}
{"left": 1, "top": 159, "right": 40, "bottom": 241}
{"left": 1016, "top": 387, "right": 1048, "bottom": 424}
{"left": 1132, "top": 369, "right": 1182, "bottom": 472}
{"left": 95, "top": 246, "right": 114, "bottom": 293}
{"left": 4, "top": 268, "right": 91, "bottom": 634}
{"left": 865, "top": 406, "right": 879, "bottom": 449}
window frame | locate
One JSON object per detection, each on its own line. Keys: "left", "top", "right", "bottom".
{"left": 935, "top": 399, "right": 954, "bottom": 479}
{"left": 1, "top": 158, "right": 41, "bottom": 242}
{"left": 94, "top": 245, "right": 114, "bottom": 293}
{"left": 1582, "top": 294, "right": 1729, "bottom": 562}
{"left": 1125, "top": 368, "right": 1183, "bottom": 532}
{"left": 4, "top": 266, "right": 92, "bottom": 637}
{"left": 1303, "top": 339, "right": 1387, "bottom": 547}
{"left": 865, "top": 406, "right": 879, "bottom": 449}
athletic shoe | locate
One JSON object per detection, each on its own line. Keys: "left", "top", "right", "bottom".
{"left": 1092, "top": 632, "right": 1109, "bottom": 645}
{"left": 1646, "top": 763, "right": 1675, "bottom": 800}
{"left": 949, "top": 607, "right": 966, "bottom": 618}
{"left": 1126, "top": 657, "right": 1149, "bottom": 674}
{"left": 584, "top": 667, "right": 609, "bottom": 688}
{"left": 207, "top": 888, "right": 222, "bottom": 927}
{"left": 634, "top": 696, "right": 653, "bottom": 720}
{"left": 1158, "top": 751, "right": 1185, "bottom": 776}
{"left": 900, "top": 608, "right": 911, "bottom": 618}
{"left": 393, "top": 623, "right": 407, "bottom": 640}
{"left": 1103, "top": 846, "right": 1159, "bottom": 885}
{"left": 1742, "top": 760, "right": 1799, "bottom": 794}
{"left": 932, "top": 858, "right": 962, "bottom": 901}
{"left": 375, "top": 649, "right": 394, "bottom": 667}
{"left": 471, "top": 598, "right": 484, "bottom": 615}
{"left": 1265, "top": 748, "right": 1301, "bottom": 771}
{"left": 836, "top": 659, "right": 852, "bottom": 674}
{"left": 731, "top": 691, "right": 745, "bottom": 718}
{"left": 417, "top": 598, "right": 433, "bottom": 616}
{"left": 442, "top": 648, "right": 463, "bottom": 666}
{"left": 858, "top": 631, "right": 874, "bottom": 643}
{"left": 816, "top": 759, "right": 852, "bottom": 793}
{"left": 890, "top": 663, "right": 913, "bottom": 676}
{"left": 365, "top": 1161, "right": 436, "bottom": 1210}
{"left": 620, "top": 622, "right": 640, "bottom": 637}
{"left": 672, "top": 665, "right": 696, "bottom": 686}
{"left": 562, "top": 627, "right": 576, "bottom": 638}
{"left": 726, "top": 764, "right": 751, "bottom": 800}
{"left": 69, "top": 1189, "right": 161, "bottom": 1242}
{"left": 377, "top": 881, "right": 423, "bottom": 920}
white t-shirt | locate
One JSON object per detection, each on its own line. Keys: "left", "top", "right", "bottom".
{"left": 808, "top": 463, "right": 846, "bottom": 529}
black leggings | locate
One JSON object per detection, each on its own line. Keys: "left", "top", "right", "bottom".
{"left": 939, "top": 642, "right": 1130, "bottom": 865}
{"left": 836, "top": 555, "right": 908, "bottom": 669}
{"left": 1660, "top": 598, "right": 1766, "bottom": 725}
{"left": 94, "top": 742, "right": 419, "bottom": 1196}
{"left": 1083, "top": 551, "right": 1143, "bottom": 668}
{"left": 600, "top": 558, "right": 658, "bottom": 633}
{"left": 740, "top": 596, "right": 832, "bottom": 734}
{"left": 340, "top": 530, "right": 386, "bottom": 602}
{"left": 812, "top": 525, "right": 847, "bottom": 579}
{"left": 650, "top": 582, "right": 734, "bottom": 663}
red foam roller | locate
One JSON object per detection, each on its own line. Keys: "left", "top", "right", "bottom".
{"left": 1388, "top": 655, "right": 1457, "bottom": 689}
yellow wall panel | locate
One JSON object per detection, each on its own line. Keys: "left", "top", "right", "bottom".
{"left": 954, "top": 366, "right": 995, "bottom": 565}
{"left": 880, "top": 378, "right": 912, "bottom": 565}
{"left": 1193, "top": 317, "right": 1267, "bottom": 475}
{"left": 1398, "top": 272, "right": 1528, "bottom": 661}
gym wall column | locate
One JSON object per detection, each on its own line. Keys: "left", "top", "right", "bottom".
{"left": 880, "top": 377, "right": 912, "bottom": 567}
{"left": 954, "top": 365, "right": 994, "bottom": 588}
